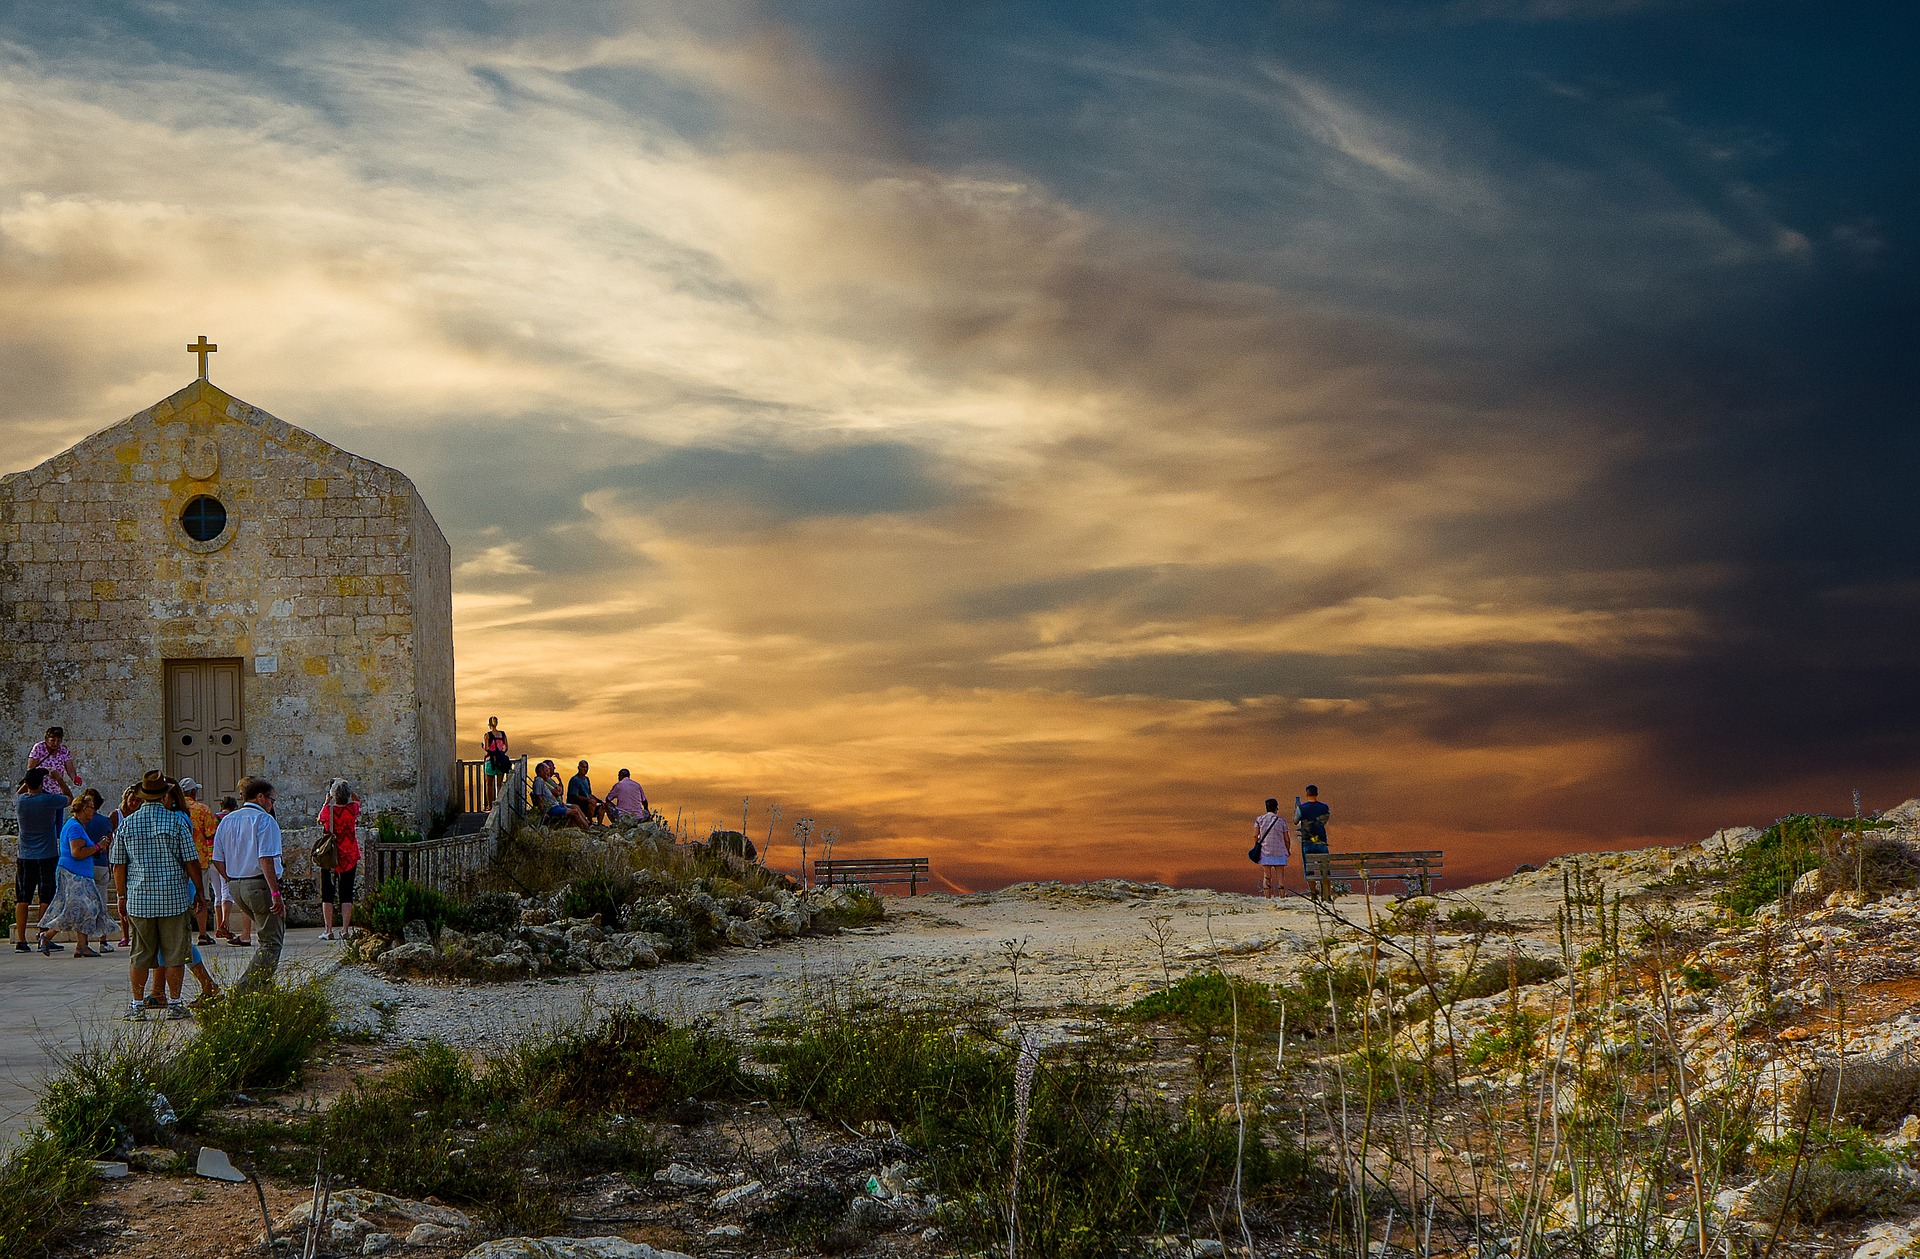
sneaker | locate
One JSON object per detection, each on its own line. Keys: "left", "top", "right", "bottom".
{"left": 126, "top": 1001, "right": 146, "bottom": 1022}
{"left": 144, "top": 994, "right": 167, "bottom": 1009}
{"left": 99, "top": 942, "right": 115, "bottom": 953}
{"left": 38, "top": 936, "right": 64, "bottom": 954}
{"left": 317, "top": 931, "right": 336, "bottom": 941}
{"left": 228, "top": 938, "right": 253, "bottom": 947}
{"left": 13, "top": 942, "right": 28, "bottom": 953}
{"left": 167, "top": 1002, "right": 190, "bottom": 1021}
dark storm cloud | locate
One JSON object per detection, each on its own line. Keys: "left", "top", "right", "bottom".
{"left": 601, "top": 442, "right": 954, "bottom": 524}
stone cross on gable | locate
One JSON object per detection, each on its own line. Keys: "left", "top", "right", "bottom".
{"left": 187, "top": 335, "right": 217, "bottom": 380}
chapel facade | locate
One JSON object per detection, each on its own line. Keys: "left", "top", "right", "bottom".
{"left": 0, "top": 374, "right": 455, "bottom": 826}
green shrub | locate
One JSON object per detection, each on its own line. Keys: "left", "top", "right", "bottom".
{"left": 1680, "top": 963, "right": 1721, "bottom": 991}
{"left": 760, "top": 997, "right": 1305, "bottom": 1259}
{"left": 212, "top": 1018, "right": 677, "bottom": 1234}
{"left": 38, "top": 977, "right": 331, "bottom": 1155}
{"left": 1449, "top": 953, "right": 1566, "bottom": 1003}
{"left": 812, "top": 884, "right": 884, "bottom": 927}
{"left": 366, "top": 878, "right": 454, "bottom": 939}
{"left": 0, "top": 1134, "right": 94, "bottom": 1259}
{"left": 1717, "top": 814, "right": 1896, "bottom": 916}
{"left": 506, "top": 1007, "right": 751, "bottom": 1114}
{"left": 1122, "top": 970, "right": 1286, "bottom": 1036}
{"left": 373, "top": 812, "right": 423, "bottom": 845}
{"left": 1463, "top": 1010, "right": 1547, "bottom": 1067}
{"left": 558, "top": 871, "right": 630, "bottom": 924}
{"left": 1446, "top": 904, "right": 1490, "bottom": 928}
{"left": 450, "top": 890, "right": 520, "bottom": 935}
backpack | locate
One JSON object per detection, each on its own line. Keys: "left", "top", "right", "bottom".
{"left": 1299, "top": 815, "right": 1328, "bottom": 844}
{"left": 313, "top": 805, "right": 341, "bottom": 871}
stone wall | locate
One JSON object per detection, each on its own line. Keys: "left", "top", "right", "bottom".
{"left": 0, "top": 378, "right": 456, "bottom": 827}
{"left": 407, "top": 491, "right": 457, "bottom": 823}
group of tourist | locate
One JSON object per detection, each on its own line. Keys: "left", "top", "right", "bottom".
{"left": 13, "top": 726, "right": 363, "bottom": 1019}
{"left": 482, "top": 717, "right": 650, "bottom": 832}
{"left": 1252, "top": 784, "right": 1333, "bottom": 898}
{"left": 531, "top": 758, "right": 649, "bottom": 830}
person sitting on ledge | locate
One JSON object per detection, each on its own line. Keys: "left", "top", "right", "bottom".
{"left": 604, "top": 769, "right": 649, "bottom": 822}
{"left": 531, "top": 760, "right": 590, "bottom": 830}
{"left": 567, "top": 760, "right": 609, "bottom": 825}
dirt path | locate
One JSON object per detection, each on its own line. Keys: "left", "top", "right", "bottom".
{"left": 365, "top": 855, "right": 1681, "bottom": 1047}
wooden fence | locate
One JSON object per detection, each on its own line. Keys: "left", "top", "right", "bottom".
{"left": 367, "top": 756, "right": 529, "bottom": 896}
{"left": 366, "top": 831, "right": 492, "bottom": 897}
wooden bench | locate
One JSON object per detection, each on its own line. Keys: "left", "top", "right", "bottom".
{"left": 815, "top": 857, "right": 932, "bottom": 896}
{"left": 1302, "top": 850, "right": 1443, "bottom": 898}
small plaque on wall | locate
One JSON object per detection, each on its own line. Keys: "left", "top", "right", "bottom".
{"left": 254, "top": 655, "right": 278, "bottom": 675}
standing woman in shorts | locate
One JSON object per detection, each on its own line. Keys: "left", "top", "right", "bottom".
{"left": 1255, "top": 798, "right": 1290, "bottom": 899}
{"left": 316, "top": 780, "right": 362, "bottom": 940}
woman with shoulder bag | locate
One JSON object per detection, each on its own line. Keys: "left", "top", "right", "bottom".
{"left": 315, "top": 780, "right": 362, "bottom": 940}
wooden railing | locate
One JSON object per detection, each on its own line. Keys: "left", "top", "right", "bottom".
{"left": 366, "top": 831, "right": 492, "bottom": 898}
{"left": 369, "top": 756, "right": 529, "bottom": 896}
{"left": 482, "top": 756, "right": 529, "bottom": 849}
{"left": 457, "top": 758, "right": 505, "bottom": 814}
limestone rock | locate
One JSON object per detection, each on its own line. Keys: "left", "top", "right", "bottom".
{"left": 482, "top": 953, "right": 529, "bottom": 981}
{"left": 1853, "top": 1221, "right": 1920, "bottom": 1259}
{"left": 406, "top": 1224, "right": 468, "bottom": 1247}
{"left": 379, "top": 942, "right": 439, "bottom": 975}
{"left": 277, "top": 1190, "right": 472, "bottom": 1235}
{"left": 462, "top": 1239, "right": 691, "bottom": 1259}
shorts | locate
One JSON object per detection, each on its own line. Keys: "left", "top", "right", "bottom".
{"left": 545, "top": 804, "right": 570, "bottom": 822}
{"left": 129, "top": 912, "right": 193, "bottom": 969}
{"left": 15, "top": 857, "right": 57, "bottom": 905}
{"left": 320, "top": 866, "right": 358, "bottom": 904}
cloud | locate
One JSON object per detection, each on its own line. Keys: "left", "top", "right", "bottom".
{"left": 1, "top": 4, "right": 1914, "bottom": 890}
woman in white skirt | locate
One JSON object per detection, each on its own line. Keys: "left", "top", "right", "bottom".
{"left": 39, "top": 793, "right": 121, "bottom": 956}
{"left": 1255, "top": 798, "right": 1290, "bottom": 899}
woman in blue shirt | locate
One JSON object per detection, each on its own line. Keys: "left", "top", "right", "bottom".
{"left": 37, "top": 793, "right": 121, "bottom": 957}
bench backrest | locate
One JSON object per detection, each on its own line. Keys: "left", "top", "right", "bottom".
{"left": 814, "top": 857, "right": 933, "bottom": 895}
{"left": 1301, "top": 850, "right": 1444, "bottom": 894}
{"left": 816, "top": 858, "right": 929, "bottom": 872}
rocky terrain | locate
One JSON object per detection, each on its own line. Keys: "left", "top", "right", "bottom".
{"left": 23, "top": 800, "right": 1920, "bottom": 1259}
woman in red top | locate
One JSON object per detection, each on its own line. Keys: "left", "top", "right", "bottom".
{"left": 316, "top": 780, "right": 362, "bottom": 940}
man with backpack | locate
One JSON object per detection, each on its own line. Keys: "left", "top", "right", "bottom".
{"left": 1294, "top": 785, "right": 1334, "bottom": 895}
{"left": 1294, "top": 785, "right": 1331, "bottom": 855}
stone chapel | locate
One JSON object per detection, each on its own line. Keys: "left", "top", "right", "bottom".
{"left": 0, "top": 357, "right": 455, "bottom": 826}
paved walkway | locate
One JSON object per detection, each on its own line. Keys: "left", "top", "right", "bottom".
{"left": 0, "top": 927, "right": 342, "bottom": 1150}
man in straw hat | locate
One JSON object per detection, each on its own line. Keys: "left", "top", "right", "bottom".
{"left": 110, "top": 771, "right": 204, "bottom": 1020}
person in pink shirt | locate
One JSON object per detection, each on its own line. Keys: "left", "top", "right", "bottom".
{"left": 604, "top": 769, "right": 649, "bottom": 822}
{"left": 27, "top": 727, "right": 78, "bottom": 797}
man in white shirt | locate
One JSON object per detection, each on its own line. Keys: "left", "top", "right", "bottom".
{"left": 211, "top": 776, "right": 287, "bottom": 992}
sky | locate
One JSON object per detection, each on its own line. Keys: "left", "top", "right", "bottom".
{"left": 2, "top": 2, "right": 1916, "bottom": 890}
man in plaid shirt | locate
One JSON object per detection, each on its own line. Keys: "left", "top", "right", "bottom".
{"left": 110, "top": 772, "right": 204, "bottom": 1021}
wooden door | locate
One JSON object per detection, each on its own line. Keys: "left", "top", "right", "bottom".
{"left": 164, "top": 659, "right": 245, "bottom": 797}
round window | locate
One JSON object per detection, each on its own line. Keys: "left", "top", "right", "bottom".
{"left": 180, "top": 495, "right": 228, "bottom": 543}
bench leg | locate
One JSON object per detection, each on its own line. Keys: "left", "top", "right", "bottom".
{"left": 908, "top": 874, "right": 917, "bottom": 896}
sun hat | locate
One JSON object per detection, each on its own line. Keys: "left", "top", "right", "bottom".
{"left": 134, "top": 770, "right": 171, "bottom": 802}
{"left": 180, "top": 778, "right": 202, "bottom": 796}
